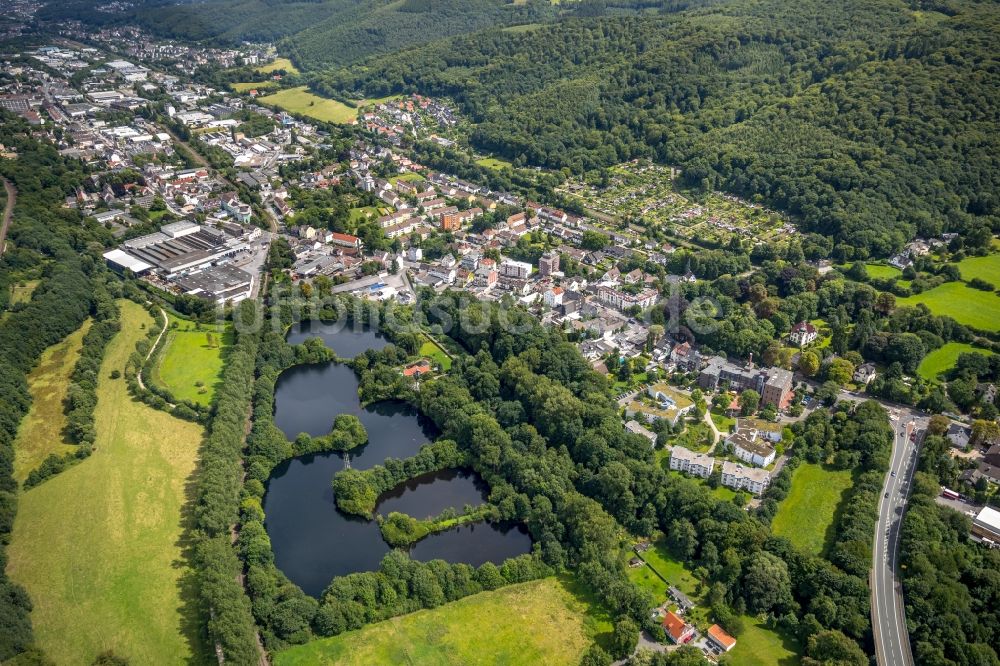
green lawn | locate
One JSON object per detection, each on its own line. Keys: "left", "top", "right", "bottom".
{"left": 638, "top": 540, "right": 701, "bottom": 599}
{"left": 12, "top": 319, "right": 91, "bottom": 482}
{"left": 771, "top": 463, "right": 854, "bottom": 556}
{"left": 259, "top": 86, "right": 401, "bottom": 124}
{"left": 712, "top": 485, "right": 738, "bottom": 502}
{"left": 956, "top": 253, "right": 1000, "bottom": 288}
{"left": 390, "top": 172, "right": 426, "bottom": 184}
{"left": 475, "top": 156, "right": 513, "bottom": 170}
{"left": 257, "top": 56, "right": 299, "bottom": 74}
{"left": 7, "top": 300, "right": 209, "bottom": 664}
{"left": 918, "top": 342, "right": 994, "bottom": 381}
{"left": 864, "top": 263, "right": 902, "bottom": 280}
{"left": 727, "top": 615, "right": 802, "bottom": 666}
{"left": 230, "top": 80, "right": 278, "bottom": 93}
{"left": 668, "top": 421, "right": 714, "bottom": 452}
{"left": 259, "top": 86, "right": 358, "bottom": 123}
{"left": 896, "top": 281, "right": 1000, "bottom": 331}
{"left": 275, "top": 577, "right": 600, "bottom": 666}
{"left": 152, "top": 312, "right": 231, "bottom": 406}
{"left": 419, "top": 335, "right": 452, "bottom": 371}
{"left": 349, "top": 205, "right": 383, "bottom": 223}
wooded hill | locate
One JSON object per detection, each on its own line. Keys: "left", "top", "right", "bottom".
{"left": 312, "top": 0, "right": 1000, "bottom": 257}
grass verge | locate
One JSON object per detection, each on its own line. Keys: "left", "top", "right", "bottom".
{"left": 7, "top": 300, "right": 209, "bottom": 664}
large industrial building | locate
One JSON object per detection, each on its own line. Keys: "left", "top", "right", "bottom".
{"left": 103, "top": 220, "right": 255, "bottom": 303}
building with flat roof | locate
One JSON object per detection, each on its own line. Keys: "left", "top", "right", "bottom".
{"left": 727, "top": 429, "right": 776, "bottom": 467}
{"left": 173, "top": 263, "right": 253, "bottom": 304}
{"left": 721, "top": 461, "right": 770, "bottom": 495}
{"left": 698, "top": 356, "right": 793, "bottom": 409}
{"left": 972, "top": 506, "right": 1000, "bottom": 542}
{"left": 669, "top": 446, "right": 715, "bottom": 478}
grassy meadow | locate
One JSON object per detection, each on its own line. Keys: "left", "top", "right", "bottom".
{"left": 956, "top": 253, "right": 1000, "bottom": 287}
{"left": 419, "top": 335, "right": 452, "bottom": 371}
{"left": 152, "top": 312, "right": 231, "bottom": 406}
{"left": 728, "top": 615, "right": 803, "bottom": 666}
{"left": 896, "top": 281, "right": 1000, "bottom": 331}
{"left": 918, "top": 342, "right": 994, "bottom": 381}
{"left": 275, "top": 577, "right": 597, "bottom": 666}
{"left": 6, "top": 300, "right": 209, "bottom": 664}
{"left": 771, "top": 463, "right": 854, "bottom": 556}
{"left": 10, "top": 279, "right": 40, "bottom": 305}
{"left": 258, "top": 86, "right": 400, "bottom": 124}
{"left": 230, "top": 80, "right": 278, "bottom": 93}
{"left": 12, "top": 319, "right": 91, "bottom": 481}
{"left": 257, "top": 56, "right": 299, "bottom": 74}
{"left": 475, "top": 156, "right": 514, "bottom": 170}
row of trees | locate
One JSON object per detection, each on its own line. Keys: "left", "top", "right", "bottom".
{"left": 191, "top": 301, "right": 262, "bottom": 663}
{"left": 0, "top": 112, "right": 117, "bottom": 661}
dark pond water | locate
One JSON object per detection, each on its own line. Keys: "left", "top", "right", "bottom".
{"left": 410, "top": 522, "right": 533, "bottom": 567}
{"left": 265, "top": 356, "right": 532, "bottom": 597}
{"left": 375, "top": 468, "right": 489, "bottom": 520}
{"left": 285, "top": 320, "right": 390, "bottom": 358}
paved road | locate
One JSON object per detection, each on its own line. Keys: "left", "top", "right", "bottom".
{"left": 871, "top": 410, "right": 923, "bottom": 666}
{"left": 0, "top": 177, "right": 16, "bottom": 257}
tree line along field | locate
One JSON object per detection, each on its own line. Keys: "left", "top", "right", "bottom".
{"left": 771, "top": 463, "right": 855, "bottom": 557}
{"left": 274, "top": 577, "right": 596, "bottom": 665}
{"left": 151, "top": 312, "right": 232, "bottom": 406}
{"left": 11, "top": 318, "right": 91, "bottom": 482}
{"left": 6, "top": 300, "right": 210, "bottom": 664}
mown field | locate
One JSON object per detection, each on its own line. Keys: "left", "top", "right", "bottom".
{"left": 864, "top": 263, "right": 902, "bottom": 280}
{"left": 275, "top": 577, "right": 597, "bottom": 666}
{"left": 918, "top": 342, "right": 994, "bottom": 381}
{"left": 258, "top": 86, "right": 399, "bottom": 124}
{"left": 956, "top": 253, "right": 1000, "bottom": 288}
{"left": 728, "top": 615, "right": 802, "bottom": 666}
{"left": 896, "top": 281, "right": 1000, "bottom": 332}
{"left": 419, "top": 335, "right": 452, "bottom": 371}
{"left": 11, "top": 319, "right": 91, "bottom": 481}
{"left": 475, "top": 156, "right": 513, "bottom": 170}
{"left": 230, "top": 80, "right": 277, "bottom": 93}
{"left": 7, "top": 300, "right": 209, "bottom": 664}
{"left": 152, "top": 312, "right": 231, "bottom": 406}
{"left": 771, "top": 463, "right": 854, "bottom": 556}
{"left": 257, "top": 56, "right": 299, "bottom": 74}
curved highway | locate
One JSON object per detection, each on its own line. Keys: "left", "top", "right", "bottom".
{"left": 871, "top": 410, "right": 923, "bottom": 666}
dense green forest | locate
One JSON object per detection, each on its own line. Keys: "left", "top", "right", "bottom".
{"left": 40, "top": 0, "right": 559, "bottom": 68}
{"left": 901, "top": 417, "right": 1000, "bottom": 666}
{"left": 313, "top": 0, "right": 999, "bottom": 256}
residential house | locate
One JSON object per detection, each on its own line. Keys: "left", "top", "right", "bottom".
{"left": 789, "top": 321, "right": 818, "bottom": 347}
{"left": 707, "top": 625, "right": 737, "bottom": 653}
{"left": 663, "top": 611, "right": 696, "bottom": 645}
